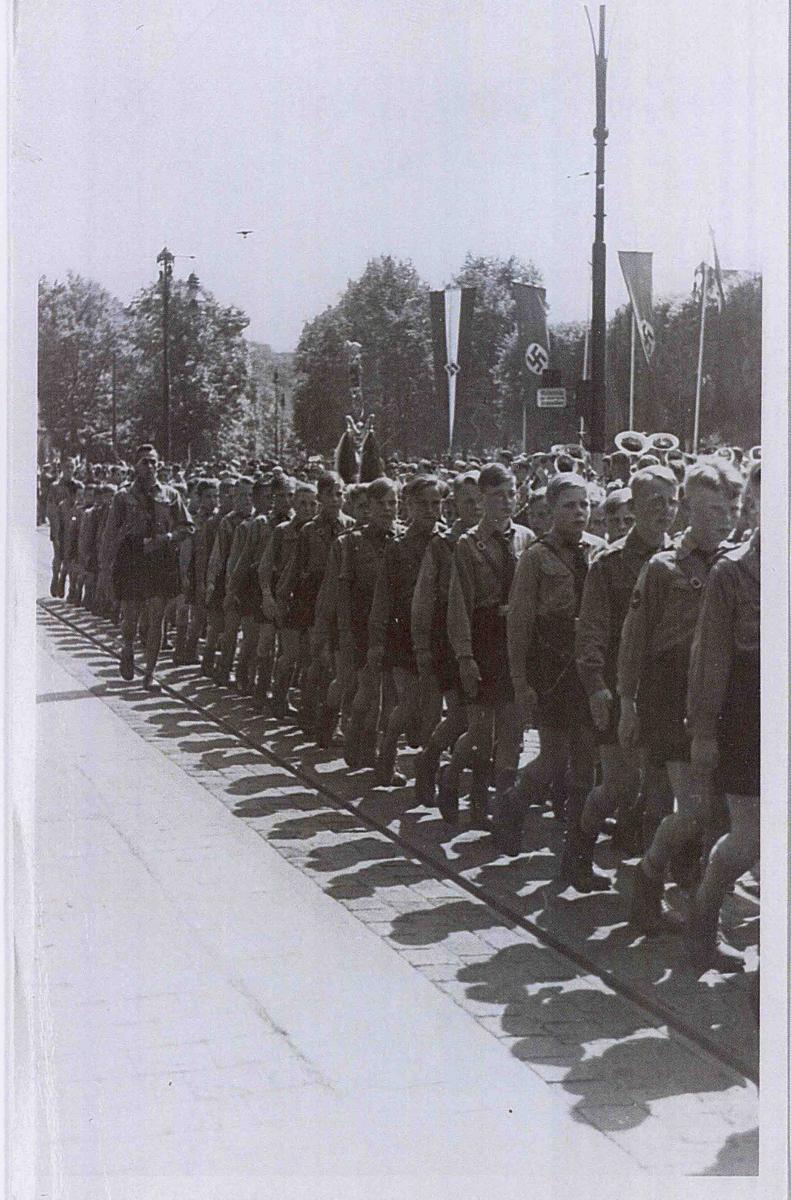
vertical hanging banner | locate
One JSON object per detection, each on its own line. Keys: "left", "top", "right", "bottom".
{"left": 512, "top": 282, "right": 550, "bottom": 448}
{"left": 430, "top": 287, "right": 476, "bottom": 449}
{"left": 618, "top": 251, "right": 656, "bottom": 365}
{"left": 513, "top": 282, "right": 550, "bottom": 374}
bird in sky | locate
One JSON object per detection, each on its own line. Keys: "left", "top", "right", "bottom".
{"left": 237, "top": 230, "right": 254, "bottom": 239}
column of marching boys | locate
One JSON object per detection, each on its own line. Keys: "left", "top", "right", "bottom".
{"left": 45, "top": 443, "right": 761, "bottom": 986}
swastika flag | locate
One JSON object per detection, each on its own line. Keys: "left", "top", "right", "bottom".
{"left": 618, "top": 251, "right": 656, "bottom": 366}
{"left": 430, "top": 287, "right": 476, "bottom": 449}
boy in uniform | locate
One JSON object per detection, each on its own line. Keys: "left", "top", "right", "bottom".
{"left": 47, "top": 458, "right": 75, "bottom": 597}
{"left": 272, "top": 471, "right": 350, "bottom": 720}
{"left": 204, "top": 477, "right": 254, "bottom": 680}
{"left": 366, "top": 476, "right": 445, "bottom": 786}
{"left": 340, "top": 478, "right": 399, "bottom": 767}
{"left": 174, "top": 478, "right": 219, "bottom": 664}
{"left": 683, "top": 463, "right": 760, "bottom": 972}
{"left": 101, "top": 444, "right": 193, "bottom": 688}
{"left": 447, "top": 463, "right": 532, "bottom": 831}
{"left": 255, "top": 481, "right": 317, "bottom": 709}
{"left": 573, "top": 465, "right": 679, "bottom": 876}
{"left": 619, "top": 459, "right": 743, "bottom": 935}
{"left": 411, "top": 471, "right": 480, "bottom": 812}
{"left": 505, "top": 472, "right": 604, "bottom": 866}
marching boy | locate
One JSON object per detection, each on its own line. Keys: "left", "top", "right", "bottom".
{"left": 618, "top": 458, "right": 743, "bottom": 934}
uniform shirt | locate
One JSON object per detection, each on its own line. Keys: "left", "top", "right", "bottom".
{"left": 686, "top": 530, "right": 760, "bottom": 739}
{"left": 617, "top": 530, "right": 719, "bottom": 702}
{"left": 410, "top": 519, "right": 474, "bottom": 670}
{"left": 367, "top": 524, "right": 437, "bottom": 667}
{"left": 228, "top": 513, "right": 278, "bottom": 598}
{"left": 575, "top": 526, "right": 671, "bottom": 698}
{"left": 337, "top": 525, "right": 394, "bottom": 650}
{"left": 277, "top": 510, "right": 353, "bottom": 614}
{"left": 100, "top": 480, "right": 193, "bottom": 577}
{"left": 189, "top": 509, "right": 220, "bottom": 603}
{"left": 508, "top": 530, "right": 603, "bottom": 693}
{"left": 47, "top": 480, "right": 73, "bottom": 544}
{"left": 77, "top": 505, "right": 100, "bottom": 571}
{"left": 447, "top": 521, "right": 533, "bottom": 663}
{"left": 205, "top": 510, "right": 248, "bottom": 601}
{"left": 264, "top": 516, "right": 306, "bottom": 613}
{"left": 64, "top": 506, "right": 83, "bottom": 564}
{"left": 310, "top": 533, "right": 345, "bottom": 644}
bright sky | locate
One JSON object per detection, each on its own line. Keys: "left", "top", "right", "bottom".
{"left": 13, "top": 0, "right": 782, "bottom": 349}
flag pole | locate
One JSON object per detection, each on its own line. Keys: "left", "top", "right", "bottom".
{"left": 629, "top": 307, "right": 636, "bottom": 428}
{"left": 693, "top": 263, "right": 708, "bottom": 454}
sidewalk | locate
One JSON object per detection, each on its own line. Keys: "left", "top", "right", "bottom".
{"left": 21, "top": 626, "right": 646, "bottom": 1200}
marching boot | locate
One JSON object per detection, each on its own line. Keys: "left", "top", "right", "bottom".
{"left": 358, "top": 727, "right": 378, "bottom": 770}
{"left": 468, "top": 768, "right": 491, "bottom": 831}
{"left": 491, "top": 770, "right": 522, "bottom": 855}
{"left": 171, "top": 626, "right": 188, "bottom": 666}
{"left": 375, "top": 741, "right": 406, "bottom": 788}
{"left": 436, "top": 765, "right": 459, "bottom": 824}
{"left": 315, "top": 702, "right": 339, "bottom": 750}
{"left": 252, "top": 661, "right": 269, "bottom": 711}
{"left": 413, "top": 747, "right": 439, "bottom": 806}
{"left": 628, "top": 863, "right": 683, "bottom": 934}
{"left": 49, "top": 568, "right": 60, "bottom": 598}
{"left": 234, "top": 660, "right": 250, "bottom": 695}
{"left": 201, "top": 647, "right": 216, "bottom": 678}
{"left": 683, "top": 897, "right": 745, "bottom": 974}
{"left": 119, "top": 644, "right": 135, "bottom": 682}
{"left": 567, "top": 826, "right": 612, "bottom": 892}
{"left": 214, "top": 643, "right": 234, "bottom": 687}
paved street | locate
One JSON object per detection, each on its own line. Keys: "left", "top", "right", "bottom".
{"left": 19, "top": 531, "right": 759, "bottom": 1196}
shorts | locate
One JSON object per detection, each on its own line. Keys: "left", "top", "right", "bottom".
{"left": 526, "top": 616, "right": 590, "bottom": 733}
{"left": 638, "top": 646, "right": 691, "bottom": 764}
{"left": 384, "top": 617, "right": 416, "bottom": 674}
{"left": 715, "top": 650, "right": 760, "bottom": 795}
{"left": 471, "top": 606, "right": 513, "bottom": 707}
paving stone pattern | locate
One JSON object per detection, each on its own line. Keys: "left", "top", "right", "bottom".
{"left": 36, "top": 602, "right": 759, "bottom": 1176}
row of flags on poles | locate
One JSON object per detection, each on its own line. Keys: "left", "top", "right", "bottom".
{"left": 427, "top": 230, "right": 755, "bottom": 449}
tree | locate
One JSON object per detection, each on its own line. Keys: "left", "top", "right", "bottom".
{"left": 452, "top": 254, "right": 543, "bottom": 450}
{"left": 38, "top": 273, "right": 126, "bottom": 456}
{"left": 123, "top": 274, "right": 250, "bottom": 462}
{"left": 293, "top": 257, "right": 437, "bottom": 459}
{"left": 604, "top": 275, "right": 761, "bottom": 448}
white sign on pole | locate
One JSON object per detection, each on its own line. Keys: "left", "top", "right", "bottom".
{"left": 536, "top": 387, "right": 567, "bottom": 409}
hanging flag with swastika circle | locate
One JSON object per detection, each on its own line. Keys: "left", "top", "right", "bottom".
{"left": 525, "top": 342, "right": 549, "bottom": 375}
{"left": 618, "top": 251, "right": 656, "bottom": 368}
{"left": 640, "top": 319, "right": 656, "bottom": 361}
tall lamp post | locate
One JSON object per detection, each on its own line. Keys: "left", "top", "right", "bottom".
{"left": 273, "top": 368, "right": 280, "bottom": 460}
{"left": 586, "top": 5, "right": 608, "bottom": 453}
{"left": 157, "top": 246, "right": 175, "bottom": 459}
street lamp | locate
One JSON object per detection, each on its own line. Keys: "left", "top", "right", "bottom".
{"left": 156, "top": 246, "right": 195, "bottom": 460}
{"left": 157, "top": 247, "right": 175, "bottom": 459}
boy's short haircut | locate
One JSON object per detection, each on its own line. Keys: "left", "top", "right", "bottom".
{"left": 685, "top": 456, "right": 743, "bottom": 500}
{"left": 271, "top": 473, "right": 296, "bottom": 495}
{"left": 235, "top": 475, "right": 255, "bottom": 489}
{"left": 196, "top": 477, "right": 220, "bottom": 495}
{"left": 604, "top": 486, "right": 632, "bottom": 514}
{"left": 366, "top": 476, "right": 398, "bottom": 502}
{"left": 477, "top": 462, "right": 514, "bottom": 492}
{"left": 295, "top": 481, "right": 317, "bottom": 497}
{"left": 317, "top": 470, "right": 343, "bottom": 497}
{"left": 545, "top": 471, "right": 588, "bottom": 507}
{"left": 528, "top": 486, "right": 547, "bottom": 502}
{"left": 630, "top": 464, "right": 678, "bottom": 499}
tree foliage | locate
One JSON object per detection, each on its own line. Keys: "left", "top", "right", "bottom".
{"left": 124, "top": 275, "right": 250, "bottom": 461}
{"left": 38, "top": 273, "right": 126, "bottom": 456}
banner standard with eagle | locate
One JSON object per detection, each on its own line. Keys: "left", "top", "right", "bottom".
{"left": 429, "top": 287, "right": 476, "bottom": 450}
